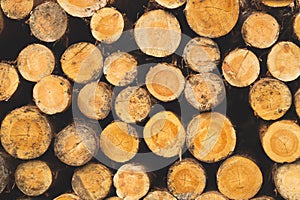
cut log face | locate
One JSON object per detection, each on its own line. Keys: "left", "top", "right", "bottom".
{"left": 113, "top": 163, "right": 150, "bottom": 200}
{"left": 144, "top": 190, "right": 176, "bottom": 200}
{"left": 0, "top": 62, "right": 19, "bottom": 101}
{"left": 186, "top": 112, "right": 236, "bottom": 163}
{"left": 0, "top": 153, "right": 10, "bottom": 194}
{"left": 134, "top": 9, "right": 181, "bottom": 58}
{"left": 251, "top": 196, "right": 275, "bottom": 200}
{"left": 167, "top": 158, "right": 206, "bottom": 199}
{"left": 33, "top": 75, "right": 72, "bottom": 115}
{"left": 273, "top": 162, "right": 300, "bottom": 200}
{"left": 103, "top": 52, "right": 138, "bottom": 86}
{"left": 29, "top": 1, "right": 67, "bottom": 42}
{"left": 53, "top": 193, "right": 81, "bottom": 200}
{"left": 261, "top": 0, "right": 294, "bottom": 7}
{"left": 267, "top": 41, "right": 300, "bottom": 82}
{"left": 183, "top": 37, "right": 220, "bottom": 73}
{"left": 1, "top": 0, "right": 33, "bottom": 20}
{"left": 242, "top": 12, "right": 279, "bottom": 49}
{"left": 261, "top": 120, "right": 300, "bottom": 163}
{"left": 195, "top": 191, "right": 228, "bottom": 200}
{"left": 295, "top": 88, "right": 300, "bottom": 118}
{"left": 222, "top": 48, "right": 260, "bottom": 87}
{"left": 184, "top": 0, "right": 239, "bottom": 38}
{"left": 154, "top": 0, "right": 186, "bottom": 9}
{"left": 114, "top": 87, "right": 151, "bottom": 123}
{"left": 15, "top": 160, "right": 52, "bottom": 197}
{"left": 100, "top": 121, "right": 139, "bottom": 162}
{"left": 249, "top": 78, "right": 292, "bottom": 120}
{"left": 184, "top": 73, "right": 225, "bottom": 111}
{"left": 294, "top": 13, "right": 300, "bottom": 40}
{"left": 54, "top": 123, "right": 99, "bottom": 166}
{"left": 145, "top": 63, "right": 185, "bottom": 102}
{"left": 143, "top": 111, "right": 186, "bottom": 158}
{"left": 57, "top": 0, "right": 107, "bottom": 17}
{"left": 77, "top": 81, "right": 112, "bottom": 120}
{"left": 72, "top": 163, "right": 112, "bottom": 200}
{"left": 0, "top": 106, "right": 52, "bottom": 160}
{"left": 217, "top": 156, "right": 263, "bottom": 200}
{"left": 17, "top": 44, "right": 55, "bottom": 82}
{"left": 61, "top": 42, "right": 103, "bottom": 83}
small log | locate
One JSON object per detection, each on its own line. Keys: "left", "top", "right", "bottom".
{"left": 251, "top": 196, "right": 274, "bottom": 200}
{"left": 100, "top": 121, "right": 139, "bottom": 163}
{"left": 61, "top": 42, "right": 103, "bottom": 83}
{"left": 167, "top": 158, "right": 206, "bottom": 199}
{"left": 1, "top": 0, "right": 33, "bottom": 20}
{"left": 106, "top": 197, "right": 122, "bottom": 200}
{"left": 0, "top": 152, "right": 12, "bottom": 194}
{"left": 0, "top": 105, "right": 52, "bottom": 160}
{"left": 196, "top": 191, "right": 228, "bottom": 200}
{"left": 294, "top": 13, "right": 300, "bottom": 40}
{"left": 249, "top": 78, "right": 292, "bottom": 120}
{"left": 267, "top": 41, "right": 300, "bottom": 82}
{"left": 33, "top": 75, "right": 72, "bottom": 115}
{"left": 134, "top": 9, "right": 181, "bottom": 58}
{"left": 77, "top": 81, "right": 112, "bottom": 120}
{"left": 144, "top": 190, "right": 176, "bottom": 200}
{"left": 71, "top": 163, "right": 112, "bottom": 200}
{"left": 242, "top": 12, "right": 279, "bottom": 49}
{"left": 222, "top": 48, "right": 260, "bottom": 87}
{"left": 103, "top": 52, "right": 138, "bottom": 86}
{"left": 29, "top": 1, "right": 67, "bottom": 42}
{"left": 114, "top": 86, "right": 151, "bottom": 123}
{"left": 0, "top": 62, "right": 19, "bottom": 101}
{"left": 154, "top": 0, "right": 186, "bottom": 9}
{"left": 260, "top": 120, "right": 300, "bottom": 163}
{"left": 295, "top": 88, "right": 300, "bottom": 118}
{"left": 217, "top": 155, "right": 263, "bottom": 200}
{"left": 184, "top": 73, "right": 225, "bottom": 111}
{"left": 143, "top": 111, "right": 186, "bottom": 158}
{"left": 183, "top": 37, "right": 220, "bottom": 73}
{"left": 15, "top": 160, "right": 53, "bottom": 196}
{"left": 261, "top": 0, "right": 294, "bottom": 7}
{"left": 54, "top": 193, "right": 81, "bottom": 200}
{"left": 113, "top": 163, "right": 150, "bottom": 199}
{"left": 273, "top": 162, "right": 300, "bottom": 200}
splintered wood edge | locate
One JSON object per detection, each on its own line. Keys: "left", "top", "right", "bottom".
{"left": 100, "top": 121, "right": 139, "bottom": 163}
{"left": 267, "top": 41, "right": 300, "bottom": 82}
{"left": 295, "top": 88, "right": 300, "bottom": 118}
{"left": 144, "top": 190, "right": 176, "bottom": 200}
{"left": 167, "top": 158, "right": 206, "bottom": 199}
{"left": 195, "top": 191, "right": 228, "bottom": 200}
{"left": 217, "top": 156, "right": 263, "bottom": 200}
{"left": 222, "top": 48, "right": 260, "bottom": 87}
{"left": 113, "top": 163, "right": 150, "bottom": 199}
{"left": 145, "top": 63, "right": 185, "bottom": 102}
{"left": 53, "top": 193, "right": 81, "bottom": 200}
{"left": 251, "top": 196, "right": 275, "bottom": 200}
{"left": 143, "top": 111, "right": 186, "bottom": 158}
{"left": 72, "top": 163, "right": 112, "bottom": 200}
{"left": 154, "top": 0, "right": 186, "bottom": 9}
{"left": 0, "top": 62, "right": 19, "bottom": 101}
{"left": 294, "top": 13, "right": 300, "bottom": 40}
{"left": 262, "top": 0, "right": 294, "bottom": 7}
{"left": 15, "top": 160, "right": 52, "bottom": 197}
{"left": 77, "top": 81, "right": 112, "bottom": 120}
{"left": 1, "top": 0, "right": 33, "bottom": 20}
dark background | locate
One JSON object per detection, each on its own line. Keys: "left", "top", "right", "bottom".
{"left": 0, "top": 0, "right": 299, "bottom": 199}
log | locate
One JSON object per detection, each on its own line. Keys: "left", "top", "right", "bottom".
{"left": 15, "top": 160, "right": 53, "bottom": 196}
{"left": 0, "top": 152, "right": 12, "bottom": 194}
{"left": 251, "top": 196, "right": 274, "bottom": 200}
{"left": 0, "top": 0, "right": 33, "bottom": 20}
{"left": 294, "top": 13, "right": 300, "bottom": 40}
{"left": 103, "top": 52, "right": 138, "bottom": 86}
{"left": 100, "top": 121, "right": 139, "bottom": 163}
{"left": 61, "top": 42, "right": 103, "bottom": 83}
{"left": 114, "top": 86, "right": 151, "bottom": 123}
{"left": 0, "top": 105, "right": 52, "bottom": 160}
{"left": 54, "top": 122, "right": 99, "bottom": 166}
{"left": 183, "top": 37, "right": 220, "bottom": 73}
{"left": 33, "top": 75, "right": 72, "bottom": 115}
{"left": 167, "top": 158, "right": 206, "bottom": 199}
{"left": 184, "top": 0, "right": 239, "bottom": 38}
{"left": 249, "top": 78, "right": 292, "bottom": 120}
{"left": 113, "top": 163, "right": 150, "bottom": 199}
{"left": 295, "top": 88, "right": 300, "bottom": 118}
{"left": 143, "top": 111, "right": 186, "bottom": 158}
{"left": 242, "top": 12, "right": 279, "bottom": 49}
{"left": 29, "top": 1, "right": 67, "bottom": 42}
{"left": 145, "top": 63, "right": 185, "bottom": 102}
{"left": 186, "top": 112, "right": 236, "bottom": 163}
{"left": 106, "top": 197, "right": 122, "bottom": 200}
{"left": 144, "top": 190, "right": 176, "bottom": 200}
{"left": 267, "top": 41, "right": 300, "bottom": 82}
{"left": 17, "top": 44, "right": 55, "bottom": 82}
{"left": 0, "top": 62, "right": 19, "bottom": 101}
{"left": 222, "top": 48, "right": 260, "bottom": 87}
{"left": 260, "top": 120, "right": 300, "bottom": 163}
{"left": 273, "top": 162, "right": 300, "bottom": 200}
{"left": 90, "top": 7, "right": 124, "bottom": 44}
{"left": 154, "top": 0, "right": 186, "bottom": 9}
{"left": 54, "top": 193, "right": 81, "bottom": 200}
{"left": 261, "top": 0, "right": 294, "bottom": 7}
{"left": 217, "top": 155, "right": 263, "bottom": 200}
{"left": 134, "top": 9, "right": 181, "bottom": 57}
{"left": 184, "top": 73, "right": 225, "bottom": 111}
{"left": 77, "top": 81, "right": 112, "bottom": 120}
{"left": 195, "top": 191, "right": 228, "bottom": 200}
{"left": 71, "top": 163, "right": 112, "bottom": 200}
